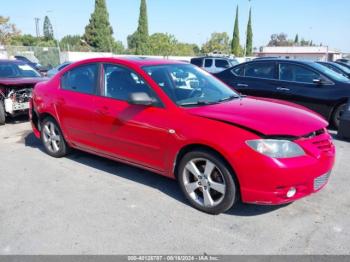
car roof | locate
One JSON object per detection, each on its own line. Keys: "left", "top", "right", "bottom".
{"left": 0, "top": 59, "right": 26, "bottom": 64}
{"left": 70, "top": 57, "right": 186, "bottom": 68}
{"left": 191, "top": 56, "right": 233, "bottom": 60}
{"left": 236, "top": 58, "right": 316, "bottom": 66}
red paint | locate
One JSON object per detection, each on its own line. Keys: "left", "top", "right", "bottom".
{"left": 31, "top": 58, "right": 335, "bottom": 205}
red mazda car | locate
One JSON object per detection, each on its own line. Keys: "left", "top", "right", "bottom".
{"left": 30, "top": 57, "right": 335, "bottom": 214}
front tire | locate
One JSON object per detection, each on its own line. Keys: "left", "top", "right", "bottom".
{"left": 177, "top": 150, "right": 237, "bottom": 215}
{"left": 41, "top": 117, "right": 69, "bottom": 158}
{"left": 0, "top": 100, "right": 5, "bottom": 125}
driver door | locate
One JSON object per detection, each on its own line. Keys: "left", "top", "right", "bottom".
{"left": 92, "top": 63, "right": 173, "bottom": 172}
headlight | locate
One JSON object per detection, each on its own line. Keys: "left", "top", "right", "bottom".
{"left": 246, "top": 139, "right": 305, "bottom": 158}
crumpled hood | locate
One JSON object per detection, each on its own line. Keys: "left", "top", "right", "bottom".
{"left": 185, "top": 97, "right": 328, "bottom": 137}
{"left": 0, "top": 77, "right": 46, "bottom": 86}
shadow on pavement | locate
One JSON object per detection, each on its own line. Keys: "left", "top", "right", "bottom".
{"left": 5, "top": 115, "right": 29, "bottom": 125}
{"left": 24, "top": 132, "right": 288, "bottom": 217}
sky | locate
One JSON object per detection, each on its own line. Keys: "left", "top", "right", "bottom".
{"left": 2, "top": 0, "right": 350, "bottom": 52}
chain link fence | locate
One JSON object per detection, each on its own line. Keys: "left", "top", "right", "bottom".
{"left": 0, "top": 45, "right": 60, "bottom": 68}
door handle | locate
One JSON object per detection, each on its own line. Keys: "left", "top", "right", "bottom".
{"left": 96, "top": 106, "right": 109, "bottom": 115}
{"left": 237, "top": 83, "right": 249, "bottom": 87}
{"left": 57, "top": 98, "right": 65, "bottom": 105}
{"left": 276, "top": 87, "right": 290, "bottom": 91}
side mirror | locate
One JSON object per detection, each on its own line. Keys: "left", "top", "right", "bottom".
{"left": 128, "top": 92, "right": 155, "bottom": 106}
{"left": 313, "top": 78, "right": 323, "bottom": 85}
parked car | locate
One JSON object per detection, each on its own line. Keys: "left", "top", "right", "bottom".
{"left": 317, "top": 61, "right": 350, "bottom": 79}
{"left": 0, "top": 60, "right": 46, "bottom": 125}
{"left": 215, "top": 59, "right": 350, "bottom": 129}
{"left": 336, "top": 60, "right": 350, "bottom": 70}
{"left": 191, "top": 56, "right": 239, "bottom": 74}
{"left": 47, "top": 62, "right": 72, "bottom": 78}
{"left": 336, "top": 59, "right": 350, "bottom": 66}
{"left": 30, "top": 58, "right": 335, "bottom": 214}
{"left": 14, "top": 55, "right": 50, "bottom": 75}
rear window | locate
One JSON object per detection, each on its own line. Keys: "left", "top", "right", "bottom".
{"left": 191, "top": 58, "right": 202, "bottom": 67}
{"left": 61, "top": 63, "right": 98, "bottom": 94}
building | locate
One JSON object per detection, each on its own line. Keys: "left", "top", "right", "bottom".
{"left": 256, "top": 46, "right": 342, "bottom": 62}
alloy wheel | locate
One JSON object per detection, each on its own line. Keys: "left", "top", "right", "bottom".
{"left": 182, "top": 158, "right": 226, "bottom": 208}
{"left": 42, "top": 121, "right": 62, "bottom": 153}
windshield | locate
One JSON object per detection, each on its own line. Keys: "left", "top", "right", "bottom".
{"left": 312, "top": 62, "right": 350, "bottom": 83}
{"left": 143, "top": 64, "right": 239, "bottom": 106}
{"left": 0, "top": 62, "right": 41, "bottom": 78}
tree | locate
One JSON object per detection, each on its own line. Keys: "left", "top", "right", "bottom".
{"left": 173, "top": 43, "right": 200, "bottom": 56}
{"left": 202, "top": 32, "right": 231, "bottom": 54}
{"left": 245, "top": 8, "right": 253, "bottom": 56}
{"left": 0, "top": 16, "right": 20, "bottom": 45}
{"left": 130, "top": 0, "right": 149, "bottom": 55}
{"left": 148, "top": 33, "right": 176, "bottom": 56}
{"left": 268, "top": 33, "right": 293, "bottom": 46}
{"left": 43, "top": 16, "right": 54, "bottom": 40}
{"left": 84, "top": 0, "right": 115, "bottom": 52}
{"left": 294, "top": 34, "right": 299, "bottom": 44}
{"left": 60, "top": 35, "right": 91, "bottom": 51}
{"left": 231, "top": 5, "right": 241, "bottom": 56}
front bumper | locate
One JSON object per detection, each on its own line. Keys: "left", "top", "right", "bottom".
{"left": 232, "top": 131, "right": 335, "bottom": 205}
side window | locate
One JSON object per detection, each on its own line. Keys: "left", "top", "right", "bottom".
{"left": 215, "top": 59, "right": 230, "bottom": 68}
{"left": 279, "top": 63, "right": 320, "bottom": 83}
{"left": 245, "top": 62, "right": 276, "bottom": 79}
{"left": 191, "top": 58, "right": 202, "bottom": 67}
{"left": 61, "top": 64, "right": 98, "bottom": 94}
{"left": 204, "top": 59, "right": 213, "bottom": 68}
{"left": 231, "top": 65, "right": 244, "bottom": 76}
{"left": 103, "top": 64, "right": 157, "bottom": 102}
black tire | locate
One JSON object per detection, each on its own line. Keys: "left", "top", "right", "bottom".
{"left": 0, "top": 100, "right": 5, "bottom": 125}
{"left": 40, "top": 117, "right": 70, "bottom": 158}
{"left": 177, "top": 150, "right": 237, "bottom": 215}
{"left": 332, "top": 103, "right": 346, "bottom": 130}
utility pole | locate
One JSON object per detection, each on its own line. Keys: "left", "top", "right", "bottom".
{"left": 34, "top": 18, "right": 40, "bottom": 37}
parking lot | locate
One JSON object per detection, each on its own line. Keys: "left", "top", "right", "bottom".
{"left": 0, "top": 119, "right": 349, "bottom": 255}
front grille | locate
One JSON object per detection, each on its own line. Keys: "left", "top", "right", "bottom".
{"left": 314, "top": 171, "right": 331, "bottom": 190}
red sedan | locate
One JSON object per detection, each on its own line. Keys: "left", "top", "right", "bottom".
{"left": 30, "top": 57, "right": 335, "bottom": 214}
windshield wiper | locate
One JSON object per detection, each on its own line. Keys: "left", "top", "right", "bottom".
{"left": 217, "top": 95, "right": 240, "bottom": 103}
{"left": 179, "top": 100, "right": 218, "bottom": 107}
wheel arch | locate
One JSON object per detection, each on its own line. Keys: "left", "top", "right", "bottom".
{"left": 173, "top": 143, "right": 241, "bottom": 198}
{"left": 330, "top": 98, "right": 349, "bottom": 124}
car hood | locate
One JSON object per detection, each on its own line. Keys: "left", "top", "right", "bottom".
{"left": 0, "top": 77, "right": 47, "bottom": 86}
{"left": 185, "top": 97, "right": 328, "bottom": 137}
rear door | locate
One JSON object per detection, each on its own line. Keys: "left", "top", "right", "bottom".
{"left": 226, "top": 61, "right": 279, "bottom": 98}
{"left": 203, "top": 58, "right": 214, "bottom": 73}
{"left": 56, "top": 63, "right": 99, "bottom": 148}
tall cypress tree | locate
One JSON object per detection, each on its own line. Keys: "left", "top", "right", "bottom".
{"left": 231, "top": 5, "right": 240, "bottom": 56}
{"left": 294, "top": 34, "right": 299, "bottom": 44}
{"left": 245, "top": 8, "right": 253, "bottom": 56}
{"left": 135, "top": 0, "right": 149, "bottom": 55}
{"left": 43, "top": 16, "right": 54, "bottom": 40}
{"left": 84, "top": 0, "right": 115, "bottom": 52}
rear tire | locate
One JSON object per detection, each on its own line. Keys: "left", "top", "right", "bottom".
{"left": 177, "top": 150, "right": 237, "bottom": 215}
{"left": 0, "top": 100, "right": 5, "bottom": 125}
{"left": 333, "top": 103, "right": 346, "bottom": 130}
{"left": 40, "top": 117, "right": 69, "bottom": 158}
